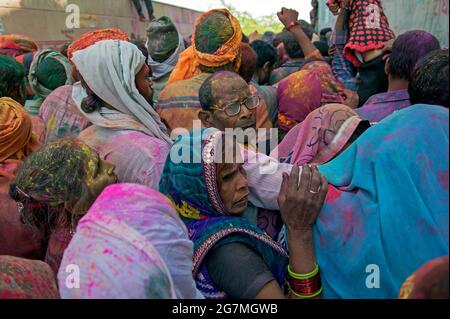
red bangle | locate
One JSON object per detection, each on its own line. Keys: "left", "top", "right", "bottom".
{"left": 286, "top": 21, "right": 300, "bottom": 32}
{"left": 287, "top": 272, "right": 322, "bottom": 295}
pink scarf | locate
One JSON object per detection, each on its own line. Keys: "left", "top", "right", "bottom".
{"left": 272, "top": 104, "right": 363, "bottom": 165}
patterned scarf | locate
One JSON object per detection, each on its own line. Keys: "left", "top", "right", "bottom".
{"left": 159, "top": 128, "right": 288, "bottom": 299}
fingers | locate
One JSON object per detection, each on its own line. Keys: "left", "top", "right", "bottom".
{"left": 278, "top": 172, "right": 289, "bottom": 201}
{"left": 318, "top": 175, "right": 329, "bottom": 202}
{"left": 288, "top": 165, "right": 300, "bottom": 191}
{"left": 309, "top": 166, "right": 322, "bottom": 193}
{"left": 298, "top": 164, "right": 311, "bottom": 193}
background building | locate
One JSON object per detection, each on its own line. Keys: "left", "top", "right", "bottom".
{"left": 0, "top": 0, "right": 202, "bottom": 48}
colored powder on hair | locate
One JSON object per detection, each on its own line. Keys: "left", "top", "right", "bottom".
{"left": 195, "top": 12, "right": 234, "bottom": 54}
{"left": 35, "top": 57, "right": 68, "bottom": 91}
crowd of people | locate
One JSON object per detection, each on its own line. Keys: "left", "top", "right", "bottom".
{"left": 0, "top": 0, "right": 448, "bottom": 299}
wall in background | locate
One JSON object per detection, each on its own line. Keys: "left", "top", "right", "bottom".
{"left": 318, "top": 0, "right": 449, "bottom": 47}
{"left": 0, "top": 0, "right": 201, "bottom": 48}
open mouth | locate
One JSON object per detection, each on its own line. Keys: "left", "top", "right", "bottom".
{"left": 234, "top": 194, "right": 249, "bottom": 207}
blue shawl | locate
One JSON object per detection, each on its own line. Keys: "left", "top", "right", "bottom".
{"left": 315, "top": 104, "right": 449, "bottom": 298}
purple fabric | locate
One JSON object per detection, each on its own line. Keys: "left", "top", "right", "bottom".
{"left": 357, "top": 89, "right": 411, "bottom": 122}
{"left": 39, "top": 85, "right": 91, "bottom": 143}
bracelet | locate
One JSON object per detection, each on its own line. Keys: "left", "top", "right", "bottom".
{"left": 287, "top": 264, "right": 322, "bottom": 298}
{"left": 288, "top": 275, "right": 322, "bottom": 293}
{"left": 287, "top": 264, "right": 319, "bottom": 279}
{"left": 286, "top": 21, "right": 300, "bottom": 32}
{"left": 290, "top": 286, "right": 323, "bottom": 299}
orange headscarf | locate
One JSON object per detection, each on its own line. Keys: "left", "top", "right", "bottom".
{"left": 0, "top": 97, "right": 41, "bottom": 163}
{"left": 0, "top": 34, "right": 38, "bottom": 57}
{"left": 67, "top": 28, "right": 130, "bottom": 63}
{"left": 167, "top": 8, "right": 242, "bottom": 84}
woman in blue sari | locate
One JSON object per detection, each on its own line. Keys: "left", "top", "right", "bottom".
{"left": 159, "top": 128, "right": 328, "bottom": 299}
{"left": 315, "top": 104, "right": 449, "bottom": 298}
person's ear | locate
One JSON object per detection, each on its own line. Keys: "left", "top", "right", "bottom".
{"left": 263, "top": 61, "right": 271, "bottom": 73}
{"left": 385, "top": 57, "right": 391, "bottom": 76}
{"left": 198, "top": 110, "right": 214, "bottom": 128}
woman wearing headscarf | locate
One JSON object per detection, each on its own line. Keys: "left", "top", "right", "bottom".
{"left": 146, "top": 16, "right": 186, "bottom": 105}
{"left": 276, "top": 62, "right": 357, "bottom": 135}
{"left": 58, "top": 183, "right": 201, "bottom": 299}
{"left": 156, "top": 8, "right": 243, "bottom": 132}
{"left": 271, "top": 104, "right": 370, "bottom": 165}
{"left": 0, "top": 34, "right": 39, "bottom": 102}
{"left": 159, "top": 128, "right": 329, "bottom": 299}
{"left": 0, "top": 55, "right": 45, "bottom": 142}
{"left": 9, "top": 138, "right": 118, "bottom": 274}
{"left": 0, "top": 34, "right": 38, "bottom": 57}
{"left": 73, "top": 39, "right": 172, "bottom": 189}
{"left": 25, "top": 49, "right": 73, "bottom": 115}
{"left": 0, "top": 255, "right": 59, "bottom": 299}
{"left": 313, "top": 104, "right": 448, "bottom": 298}
{"left": 0, "top": 97, "right": 44, "bottom": 259}
{"left": 39, "top": 28, "right": 129, "bottom": 142}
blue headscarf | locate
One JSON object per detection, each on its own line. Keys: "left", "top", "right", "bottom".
{"left": 315, "top": 104, "right": 449, "bottom": 298}
{"left": 159, "top": 128, "right": 288, "bottom": 299}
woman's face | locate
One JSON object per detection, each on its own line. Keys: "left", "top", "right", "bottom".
{"left": 73, "top": 147, "right": 118, "bottom": 213}
{"left": 216, "top": 141, "right": 249, "bottom": 215}
{"left": 135, "top": 64, "right": 154, "bottom": 106}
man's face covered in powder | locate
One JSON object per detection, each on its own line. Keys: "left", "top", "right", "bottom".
{"left": 208, "top": 73, "right": 257, "bottom": 131}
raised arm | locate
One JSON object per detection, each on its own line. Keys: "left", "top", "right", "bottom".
{"left": 277, "top": 7, "right": 320, "bottom": 59}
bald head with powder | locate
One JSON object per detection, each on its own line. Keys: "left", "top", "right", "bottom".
{"left": 198, "top": 71, "right": 256, "bottom": 131}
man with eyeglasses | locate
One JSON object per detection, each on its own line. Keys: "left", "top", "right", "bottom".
{"left": 198, "top": 71, "right": 260, "bottom": 132}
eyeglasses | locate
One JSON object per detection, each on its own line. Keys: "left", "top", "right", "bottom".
{"left": 210, "top": 95, "right": 261, "bottom": 117}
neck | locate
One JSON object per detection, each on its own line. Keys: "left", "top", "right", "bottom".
{"left": 388, "top": 77, "right": 409, "bottom": 92}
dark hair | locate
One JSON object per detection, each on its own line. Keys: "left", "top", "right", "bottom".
{"left": 389, "top": 31, "right": 440, "bottom": 81}
{"left": 250, "top": 40, "right": 278, "bottom": 69}
{"left": 131, "top": 39, "right": 149, "bottom": 62}
{"left": 313, "top": 41, "right": 329, "bottom": 57}
{"left": 272, "top": 33, "right": 285, "bottom": 48}
{"left": 59, "top": 41, "right": 72, "bottom": 58}
{"left": 262, "top": 31, "right": 275, "bottom": 44}
{"left": 9, "top": 138, "right": 93, "bottom": 232}
{"left": 239, "top": 43, "right": 257, "bottom": 83}
{"left": 199, "top": 73, "right": 215, "bottom": 111}
{"left": 319, "top": 27, "right": 332, "bottom": 37}
{"left": 242, "top": 34, "right": 249, "bottom": 43}
{"left": 282, "top": 21, "right": 313, "bottom": 59}
{"left": 409, "top": 49, "right": 449, "bottom": 108}
{"left": 0, "top": 55, "right": 26, "bottom": 101}
{"left": 80, "top": 78, "right": 104, "bottom": 113}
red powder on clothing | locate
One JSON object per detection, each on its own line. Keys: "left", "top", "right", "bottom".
{"left": 437, "top": 170, "right": 449, "bottom": 190}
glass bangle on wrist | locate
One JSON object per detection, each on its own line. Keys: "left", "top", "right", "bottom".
{"left": 287, "top": 263, "right": 322, "bottom": 298}
{"left": 290, "top": 286, "right": 323, "bottom": 299}
{"left": 288, "top": 264, "right": 319, "bottom": 279}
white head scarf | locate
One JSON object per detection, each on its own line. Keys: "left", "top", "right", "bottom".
{"left": 72, "top": 40, "right": 172, "bottom": 144}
